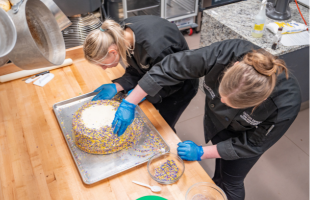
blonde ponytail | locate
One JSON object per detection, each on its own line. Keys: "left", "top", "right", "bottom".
{"left": 219, "top": 50, "right": 289, "bottom": 110}
{"left": 83, "top": 19, "right": 129, "bottom": 66}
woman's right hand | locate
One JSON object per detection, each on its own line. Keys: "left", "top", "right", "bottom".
{"left": 92, "top": 83, "right": 117, "bottom": 101}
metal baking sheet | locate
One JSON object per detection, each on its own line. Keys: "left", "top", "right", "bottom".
{"left": 53, "top": 92, "right": 170, "bottom": 184}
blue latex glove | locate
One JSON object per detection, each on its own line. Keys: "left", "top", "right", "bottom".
{"left": 127, "top": 89, "right": 146, "bottom": 103}
{"left": 112, "top": 99, "right": 136, "bottom": 137}
{"left": 177, "top": 141, "right": 204, "bottom": 161}
{"left": 92, "top": 83, "right": 117, "bottom": 101}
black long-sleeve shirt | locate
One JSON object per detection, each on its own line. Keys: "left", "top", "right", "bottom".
{"left": 113, "top": 15, "right": 189, "bottom": 103}
{"left": 138, "top": 39, "right": 301, "bottom": 160}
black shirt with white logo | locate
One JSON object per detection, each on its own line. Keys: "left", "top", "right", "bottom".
{"left": 138, "top": 39, "right": 302, "bottom": 160}
{"left": 113, "top": 15, "right": 189, "bottom": 103}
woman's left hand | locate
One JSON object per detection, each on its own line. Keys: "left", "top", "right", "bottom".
{"left": 112, "top": 99, "right": 136, "bottom": 136}
{"left": 177, "top": 141, "right": 204, "bottom": 161}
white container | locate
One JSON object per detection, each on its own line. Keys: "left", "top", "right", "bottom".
{"left": 251, "top": 0, "right": 267, "bottom": 38}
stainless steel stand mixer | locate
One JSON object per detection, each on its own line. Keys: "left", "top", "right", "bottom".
{"left": 266, "top": 0, "right": 294, "bottom": 20}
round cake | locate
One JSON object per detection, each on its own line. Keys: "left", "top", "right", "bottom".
{"left": 72, "top": 100, "right": 141, "bottom": 154}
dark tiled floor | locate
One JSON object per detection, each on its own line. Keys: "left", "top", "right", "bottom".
{"left": 176, "top": 33, "right": 310, "bottom": 200}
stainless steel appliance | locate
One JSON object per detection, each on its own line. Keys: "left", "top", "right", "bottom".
{"left": 41, "top": 0, "right": 72, "bottom": 30}
{"left": 106, "top": 0, "right": 198, "bottom": 30}
{"left": 53, "top": 0, "right": 101, "bottom": 16}
{"left": 10, "top": 0, "right": 72, "bottom": 31}
{"left": 195, "top": 0, "right": 244, "bottom": 33}
{"left": 199, "top": 0, "right": 243, "bottom": 9}
{"left": 0, "top": 7, "right": 17, "bottom": 67}
{"left": 266, "top": 0, "right": 293, "bottom": 20}
{"left": 7, "top": 0, "right": 66, "bottom": 70}
{"left": 62, "top": 14, "right": 102, "bottom": 49}
{"left": 47, "top": 0, "right": 103, "bottom": 49}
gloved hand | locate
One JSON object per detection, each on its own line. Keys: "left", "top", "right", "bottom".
{"left": 127, "top": 89, "right": 146, "bottom": 103}
{"left": 92, "top": 83, "right": 117, "bottom": 101}
{"left": 112, "top": 99, "right": 136, "bottom": 137}
{"left": 177, "top": 140, "right": 204, "bottom": 161}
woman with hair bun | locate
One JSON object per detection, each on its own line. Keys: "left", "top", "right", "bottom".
{"left": 118, "top": 39, "right": 301, "bottom": 200}
{"left": 83, "top": 15, "right": 198, "bottom": 136}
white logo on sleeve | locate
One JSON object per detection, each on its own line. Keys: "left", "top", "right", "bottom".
{"left": 203, "top": 82, "right": 215, "bottom": 99}
{"left": 240, "top": 112, "right": 262, "bottom": 126}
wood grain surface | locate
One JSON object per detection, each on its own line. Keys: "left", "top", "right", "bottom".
{"left": 0, "top": 48, "right": 213, "bottom": 200}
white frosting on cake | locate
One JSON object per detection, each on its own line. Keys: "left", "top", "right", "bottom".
{"left": 81, "top": 105, "right": 116, "bottom": 129}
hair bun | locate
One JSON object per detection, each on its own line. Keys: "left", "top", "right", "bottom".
{"left": 243, "top": 50, "right": 287, "bottom": 77}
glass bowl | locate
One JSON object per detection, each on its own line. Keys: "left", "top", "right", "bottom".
{"left": 185, "top": 182, "right": 227, "bottom": 200}
{"left": 147, "top": 152, "right": 185, "bottom": 184}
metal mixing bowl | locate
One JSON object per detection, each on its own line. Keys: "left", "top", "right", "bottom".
{"left": 0, "top": 8, "right": 17, "bottom": 67}
{"left": 7, "top": 0, "right": 65, "bottom": 70}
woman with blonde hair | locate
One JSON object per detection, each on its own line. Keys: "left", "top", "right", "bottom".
{"left": 83, "top": 15, "right": 198, "bottom": 136}
{"left": 114, "top": 39, "right": 301, "bottom": 200}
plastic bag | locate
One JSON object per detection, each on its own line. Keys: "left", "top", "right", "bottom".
{"left": 266, "top": 21, "right": 308, "bottom": 34}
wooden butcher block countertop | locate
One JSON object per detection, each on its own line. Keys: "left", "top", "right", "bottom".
{"left": 0, "top": 46, "right": 213, "bottom": 200}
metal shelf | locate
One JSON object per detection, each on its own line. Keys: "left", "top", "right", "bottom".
{"left": 127, "top": 5, "right": 159, "bottom": 13}
{"left": 165, "top": 0, "right": 196, "bottom": 19}
{"left": 128, "top": 9, "right": 161, "bottom": 17}
{"left": 127, "top": 0, "right": 160, "bottom": 12}
{"left": 119, "top": 0, "right": 198, "bottom": 30}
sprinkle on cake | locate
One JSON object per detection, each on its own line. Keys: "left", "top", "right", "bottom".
{"left": 72, "top": 100, "right": 142, "bottom": 154}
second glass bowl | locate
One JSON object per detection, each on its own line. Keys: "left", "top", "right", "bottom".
{"left": 147, "top": 152, "right": 185, "bottom": 184}
{"left": 185, "top": 182, "right": 227, "bottom": 200}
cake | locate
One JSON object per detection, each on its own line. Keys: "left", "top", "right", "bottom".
{"left": 72, "top": 100, "right": 141, "bottom": 154}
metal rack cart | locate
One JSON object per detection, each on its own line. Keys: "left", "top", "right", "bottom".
{"left": 106, "top": 0, "right": 198, "bottom": 34}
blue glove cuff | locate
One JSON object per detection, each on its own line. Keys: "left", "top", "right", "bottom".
{"left": 122, "top": 99, "right": 137, "bottom": 109}
{"left": 127, "top": 89, "right": 146, "bottom": 103}
{"left": 197, "top": 146, "right": 204, "bottom": 161}
{"left": 110, "top": 83, "right": 117, "bottom": 93}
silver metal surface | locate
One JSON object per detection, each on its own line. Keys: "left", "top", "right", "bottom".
{"left": 7, "top": 0, "right": 65, "bottom": 70}
{"left": 121, "top": 0, "right": 198, "bottom": 25}
{"left": 127, "top": 0, "right": 160, "bottom": 12}
{"left": 177, "top": 22, "right": 198, "bottom": 30}
{"left": 62, "top": 14, "right": 102, "bottom": 49}
{"left": 0, "top": 56, "right": 9, "bottom": 67}
{"left": 9, "top": 0, "right": 20, "bottom": 5}
{"left": 11, "top": 0, "right": 72, "bottom": 30}
{"left": 128, "top": 0, "right": 161, "bottom": 17}
{"left": 128, "top": 7, "right": 161, "bottom": 17}
{"left": 266, "top": 0, "right": 292, "bottom": 20}
{"left": 127, "top": 5, "right": 159, "bottom": 13}
{"left": 41, "top": 0, "right": 72, "bottom": 30}
{"left": 0, "top": 7, "right": 17, "bottom": 66}
{"left": 165, "top": 0, "right": 196, "bottom": 19}
{"left": 122, "top": 0, "right": 128, "bottom": 19}
{"left": 12, "top": 0, "right": 24, "bottom": 14}
{"left": 53, "top": 92, "right": 170, "bottom": 184}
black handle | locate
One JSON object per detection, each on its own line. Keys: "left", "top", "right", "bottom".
{"left": 35, "top": 71, "right": 50, "bottom": 77}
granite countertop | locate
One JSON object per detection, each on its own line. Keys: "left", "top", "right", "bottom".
{"left": 200, "top": 0, "right": 309, "bottom": 56}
